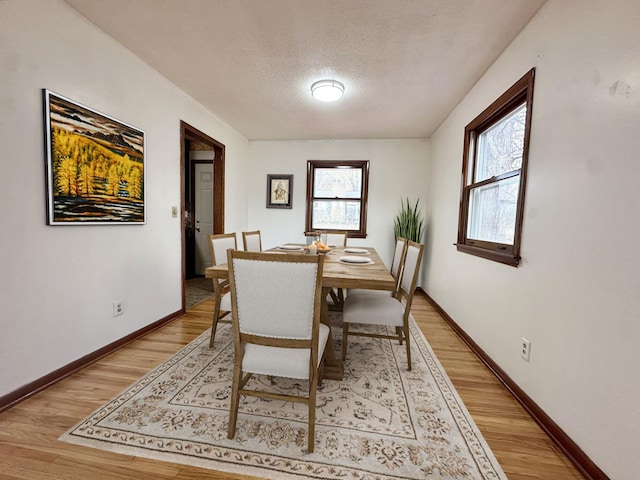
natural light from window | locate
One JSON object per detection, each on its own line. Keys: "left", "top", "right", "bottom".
{"left": 306, "top": 160, "right": 369, "bottom": 237}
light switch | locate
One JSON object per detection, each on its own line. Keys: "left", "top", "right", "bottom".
{"left": 171, "top": 206, "right": 178, "bottom": 218}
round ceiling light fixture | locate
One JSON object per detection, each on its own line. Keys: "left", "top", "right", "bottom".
{"left": 311, "top": 79, "right": 345, "bottom": 102}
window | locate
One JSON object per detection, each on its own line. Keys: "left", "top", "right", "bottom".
{"left": 457, "top": 69, "right": 535, "bottom": 266}
{"left": 306, "top": 160, "right": 369, "bottom": 238}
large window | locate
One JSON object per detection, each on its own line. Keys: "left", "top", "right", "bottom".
{"left": 457, "top": 69, "right": 535, "bottom": 266}
{"left": 306, "top": 160, "right": 369, "bottom": 238}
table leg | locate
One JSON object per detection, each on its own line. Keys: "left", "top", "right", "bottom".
{"left": 321, "top": 286, "right": 344, "bottom": 381}
{"left": 328, "top": 288, "right": 344, "bottom": 311}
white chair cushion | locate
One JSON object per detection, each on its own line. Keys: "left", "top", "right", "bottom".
{"left": 213, "top": 236, "right": 236, "bottom": 265}
{"left": 343, "top": 294, "right": 404, "bottom": 327}
{"left": 344, "top": 289, "right": 393, "bottom": 301}
{"left": 219, "top": 292, "right": 232, "bottom": 311}
{"left": 245, "top": 234, "right": 261, "bottom": 251}
{"left": 242, "top": 324, "right": 330, "bottom": 379}
{"left": 390, "top": 238, "right": 405, "bottom": 276}
{"left": 400, "top": 244, "right": 421, "bottom": 292}
{"left": 234, "top": 259, "right": 318, "bottom": 339}
{"left": 326, "top": 233, "right": 346, "bottom": 247}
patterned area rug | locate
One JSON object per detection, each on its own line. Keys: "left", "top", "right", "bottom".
{"left": 185, "top": 276, "right": 214, "bottom": 309}
{"left": 60, "top": 314, "right": 507, "bottom": 480}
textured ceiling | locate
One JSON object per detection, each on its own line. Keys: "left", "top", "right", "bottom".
{"left": 63, "top": 0, "right": 546, "bottom": 140}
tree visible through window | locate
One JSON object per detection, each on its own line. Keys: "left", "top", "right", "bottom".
{"left": 306, "top": 160, "right": 369, "bottom": 238}
{"left": 457, "top": 69, "right": 535, "bottom": 266}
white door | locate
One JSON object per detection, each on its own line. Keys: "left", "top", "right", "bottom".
{"left": 195, "top": 163, "right": 214, "bottom": 275}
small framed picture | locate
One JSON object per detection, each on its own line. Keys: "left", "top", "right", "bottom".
{"left": 266, "top": 174, "right": 293, "bottom": 209}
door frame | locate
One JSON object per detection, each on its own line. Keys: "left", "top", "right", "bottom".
{"left": 180, "top": 121, "right": 225, "bottom": 310}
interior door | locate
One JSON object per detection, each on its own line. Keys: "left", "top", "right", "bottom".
{"left": 194, "top": 163, "right": 214, "bottom": 275}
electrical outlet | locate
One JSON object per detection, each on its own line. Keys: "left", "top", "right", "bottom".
{"left": 113, "top": 300, "right": 124, "bottom": 317}
{"left": 521, "top": 337, "right": 531, "bottom": 361}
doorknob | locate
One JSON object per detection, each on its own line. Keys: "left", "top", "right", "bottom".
{"left": 196, "top": 226, "right": 200, "bottom": 232}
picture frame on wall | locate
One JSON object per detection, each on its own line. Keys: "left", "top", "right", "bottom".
{"left": 43, "top": 89, "right": 146, "bottom": 224}
{"left": 266, "top": 174, "right": 293, "bottom": 209}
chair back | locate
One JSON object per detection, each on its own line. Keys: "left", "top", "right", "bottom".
{"left": 398, "top": 241, "right": 424, "bottom": 307}
{"left": 209, "top": 233, "right": 237, "bottom": 266}
{"left": 390, "top": 237, "right": 408, "bottom": 295}
{"left": 325, "top": 231, "right": 348, "bottom": 247}
{"left": 390, "top": 237, "right": 408, "bottom": 276}
{"left": 228, "top": 250, "right": 324, "bottom": 342}
{"left": 242, "top": 230, "right": 262, "bottom": 252}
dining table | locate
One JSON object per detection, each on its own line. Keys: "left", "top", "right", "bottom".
{"left": 204, "top": 244, "right": 396, "bottom": 380}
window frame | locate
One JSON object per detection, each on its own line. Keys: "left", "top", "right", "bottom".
{"left": 305, "top": 160, "right": 370, "bottom": 238}
{"left": 457, "top": 68, "right": 535, "bottom": 266}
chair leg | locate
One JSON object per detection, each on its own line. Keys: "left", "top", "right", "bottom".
{"left": 318, "top": 362, "right": 325, "bottom": 388}
{"left": 404, "top": 324, "right": 412, "bottom": 371}
{"left": 227, "top": 362, "right": 243, "bottom": 439}
{"left": 210, "top": 301, "right": 230, "bottom": 347}
{"left": 342, "top": 323, "right": 349, "bottom": 362}
{"left": 209, "top": 296, "right": 223, "bottom": 348}
{"left": 307, "top": 375, "right": 318, "bottom": 453}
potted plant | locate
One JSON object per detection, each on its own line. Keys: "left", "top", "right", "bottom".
{"left": 394, "top": 198, "right": 424, "bottom": 242}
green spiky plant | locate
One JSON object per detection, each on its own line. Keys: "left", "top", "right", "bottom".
{"left": 394, "top": 198, "right": 424, "bottom": 242}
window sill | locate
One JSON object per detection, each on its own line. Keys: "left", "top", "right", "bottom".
{"left": 456, "top": 243, "right": 520, "bottom": 267}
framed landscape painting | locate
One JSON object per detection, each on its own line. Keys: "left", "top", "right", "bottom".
{"left": 43, "top": 90, "right": 146, "bottom": 224}
{"left": 266, "top": 174, "right": 293, "bottom": 208}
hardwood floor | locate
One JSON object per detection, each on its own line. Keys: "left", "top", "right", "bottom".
{"left": 411, "top": 297, "right": 585, "bottom": 480}
{"left": 0, "top": 295, "right": 585, "bottom": 479}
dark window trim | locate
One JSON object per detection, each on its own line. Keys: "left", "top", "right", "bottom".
{"left": 305, "top": 160, "right": 369, "bottom": 238}
{"left": 457, "top": 68, "right": 535, "bottom": 267}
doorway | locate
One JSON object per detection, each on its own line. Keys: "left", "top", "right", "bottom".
{"left": 180, "top": 121, "right": 225, "bottom": 310}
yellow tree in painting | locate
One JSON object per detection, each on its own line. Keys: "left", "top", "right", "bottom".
{"left": 128, "top": 166, "right": 143, "bottom": 199}
{"left": 56, "top": 157, "right": 78, "bottom": 196}
{"left": 106, "top": 164, "right": 121, "bottom": 196}
{"left": 77, "top": 162, "right": 95, "bottom": 195}
{"left": 51, "top": 127, "right": 144, "bottom": 200}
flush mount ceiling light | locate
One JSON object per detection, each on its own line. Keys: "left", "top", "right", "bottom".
{"left": 311, "top": 79, "right": 345, "bottom": 102}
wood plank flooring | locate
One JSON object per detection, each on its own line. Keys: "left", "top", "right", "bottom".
{"left": 0, "top": 295, "right": 585, "bottom": 479}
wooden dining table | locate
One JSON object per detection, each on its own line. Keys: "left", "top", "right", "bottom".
{"left": 205, "top": 245, "right": 395, "bottom": 380}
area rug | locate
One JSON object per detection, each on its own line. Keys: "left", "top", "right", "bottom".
{"left": 60, "top": 314, "right": 507, "bottom": 480}
{"left": 185, "top": 276, "right": 214, "bottom": 308}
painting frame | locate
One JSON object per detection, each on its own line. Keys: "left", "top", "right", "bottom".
{"left": 266, "top": 174, "right": 293, "bottom": 209}
{"left": 43, "top": 89, "right": 146, "bottom": 225}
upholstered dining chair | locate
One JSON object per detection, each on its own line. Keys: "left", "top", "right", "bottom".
{"left": 242, "top": 230, "right": 262, "bottom": 252}
{"left": 208, "top": 232, "right": 237, "bottom": 348}
{"left": 346, "top": 237, "right": 408, "bottom": 301}
{"left": 342, "top": 240, "right": 424, "bottom": 371}
{"left": 318, "top": 231, "right": 348, "bottom": 306}
{"left": 324, "top": 231, "right": 348, "bottom": 247}
{"left": 226, "top": 250, "right": 328, "bottom": 454}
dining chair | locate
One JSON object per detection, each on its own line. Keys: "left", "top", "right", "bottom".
{"left": 226, "top": 250, "right": 329, "bottom": 454}
{"left": 346, "top": 237, "right": 408, "bottom": 301}
{"left": 208, "top": 232, "right": 238, "bottom": 348}
{"left": 342, "top": 240, "right": 424, "bottom": 371}
{"left": 242, "top": 230, "right": 262, "bottom": 252}
{"left": 317, "top": 231, "right": 348, "bottom": 306}
{"left": 324, "top": 231, "right": 348, "bottom": 247}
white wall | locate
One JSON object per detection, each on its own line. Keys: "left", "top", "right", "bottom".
{"left": 425, "top": 1, "right": 640, "bottom": 478}
{"left": 0, "top": 0, "right": 249, "bottom": 396}
{"left": 2, "top": 0, "right": 632, "bottom": 476}
{"left": 246, "top": 139, "right": 429, "bottom": 268}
